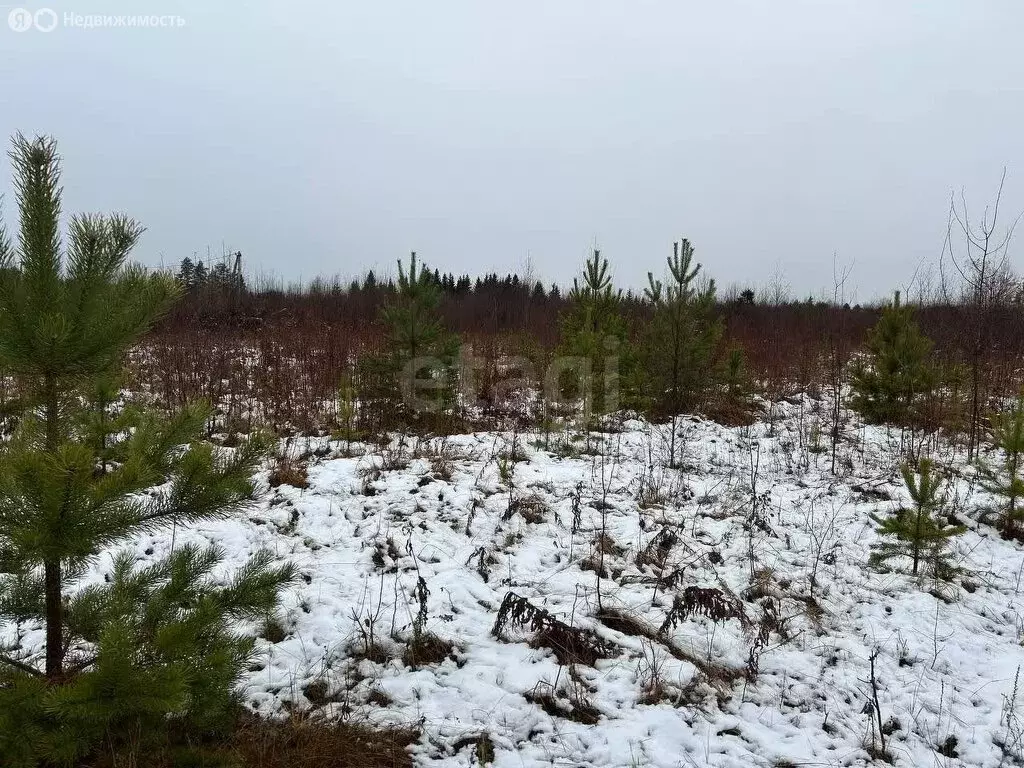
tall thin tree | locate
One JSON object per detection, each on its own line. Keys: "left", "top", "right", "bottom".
{"left": 942, "top": 171, "right": 1023, "bottom": 460}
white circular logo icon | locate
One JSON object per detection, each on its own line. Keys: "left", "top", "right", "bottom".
{"left": 34, "top": 8, "right": 57, "bottom": 32}
{"left": 7, "top": 7, "right": 33, "bottom": 31}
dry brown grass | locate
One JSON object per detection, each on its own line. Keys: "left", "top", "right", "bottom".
{"left": 401, "top": 632, "right": 457, "bottom": 669}
{"left": 232, "top": 713, "right": 418, "bottom": 768}
{"left": 142, "top": 282, "right": 1024, "bottom": 446}
{"left": 268, "top": 457, "right": 310, "bottom": 489}
{"left": 80, "top": 711, "right": 418, "bottom": 768}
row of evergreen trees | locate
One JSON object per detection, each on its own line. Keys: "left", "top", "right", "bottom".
{"left": 177, "top": 256, "right": 573, "bottom": 301}
{"left": 0, "top": 137, "right": 294, "bottom": 765}
{"left": 178, "top": 253, "right": 245, "bottom": 293}
{"left": 357, "top": 268, "right": 552, "bottom": 299}
{"left": 349, "top": 240, "right": 741, "bottom": 449}
{"left": 368, "top": 246, "right": 1024, "bottom": 562}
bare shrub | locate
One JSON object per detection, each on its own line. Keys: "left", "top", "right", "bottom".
{"left": 492, "top": 592, "right": 614, "bottom": 666}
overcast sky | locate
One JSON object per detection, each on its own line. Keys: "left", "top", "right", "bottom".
{"left": 2, "top": 1, "right": 1023, "bottom": 301}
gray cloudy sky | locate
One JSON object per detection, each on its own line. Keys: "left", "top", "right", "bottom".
{"left": 2, "top": 1, "right": 1023, "bottom": 300}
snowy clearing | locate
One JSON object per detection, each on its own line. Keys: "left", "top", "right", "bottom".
{"left": 9, "top": 395, "right": 1024, "bottom": 767}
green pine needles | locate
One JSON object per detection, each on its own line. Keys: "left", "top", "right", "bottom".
{"left": 558, "top": 249, "right": 635, "bottom": 423}
{"left": 850, "top": 291, "right": 938, "bottom": 428}
{"left": 979, "top": 394, "right": 1024, "bottom": 539}
{"left": 644, "top": 238, "right": 723, "bottom": 464}
{"left": 869, "top": 458, "right": 964, "bottom": 579}
{"left": 0, "top": 135, "right": 294, "bottom": 766}
{"left": 379, "top": 251, "right": 456, "bottom": 419}
{"left": 381, "top": 251, "right": 449, "bottom": 362}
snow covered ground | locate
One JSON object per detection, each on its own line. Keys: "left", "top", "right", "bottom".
{"left": 16, "top": 395, "right": 1024, "bottom": 767}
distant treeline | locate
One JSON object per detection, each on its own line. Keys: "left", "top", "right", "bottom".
{"left": 158, "top": 254, "right": 1024, "bottom": 393}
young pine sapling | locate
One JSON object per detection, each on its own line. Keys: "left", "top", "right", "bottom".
{"left": 978, "top": 394, "right": 1024, "bottom": 539}
{"left": 869, "top": 458, "right": 964, "bottom": 578}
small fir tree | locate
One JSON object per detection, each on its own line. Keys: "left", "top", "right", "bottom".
{"left": 0, "top": 135, "right": 294, "bottom": 765}
{"left": 719, "top": 345, "right": 755, "bottom": 423}
{"left": 724, "top": 346, "right": 748, "bottom": 398}
{"left": 558, "top": 249, "right": 635, "bottom": 426}
{"left": 869, "top": 458, "right": 964, "bottom": 578}
{"left": 334, "top": 362, "right": 360, "bottom": 455}
{"left": 978, "top": 394, "right": 1024, "bottom": 539}
{"left": 177, "top": 256, "right": 196, "bottom": 289}
{"left": 381, "top": 251, "right": 448, "bottom": 362}
{"left": 81, "top": 368, "right": 132, "bottom": 476}
{"left": 850, "top": 292, "right": 938, "bottom": 428}
{"left": 193, "top": 259, "right": 208, "bottom": 285}
{"left": 378, "top": 251, "right": 456, "bottom": 420}
{"left": 643, "top": 239, "right": 723, "bottom": 465}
